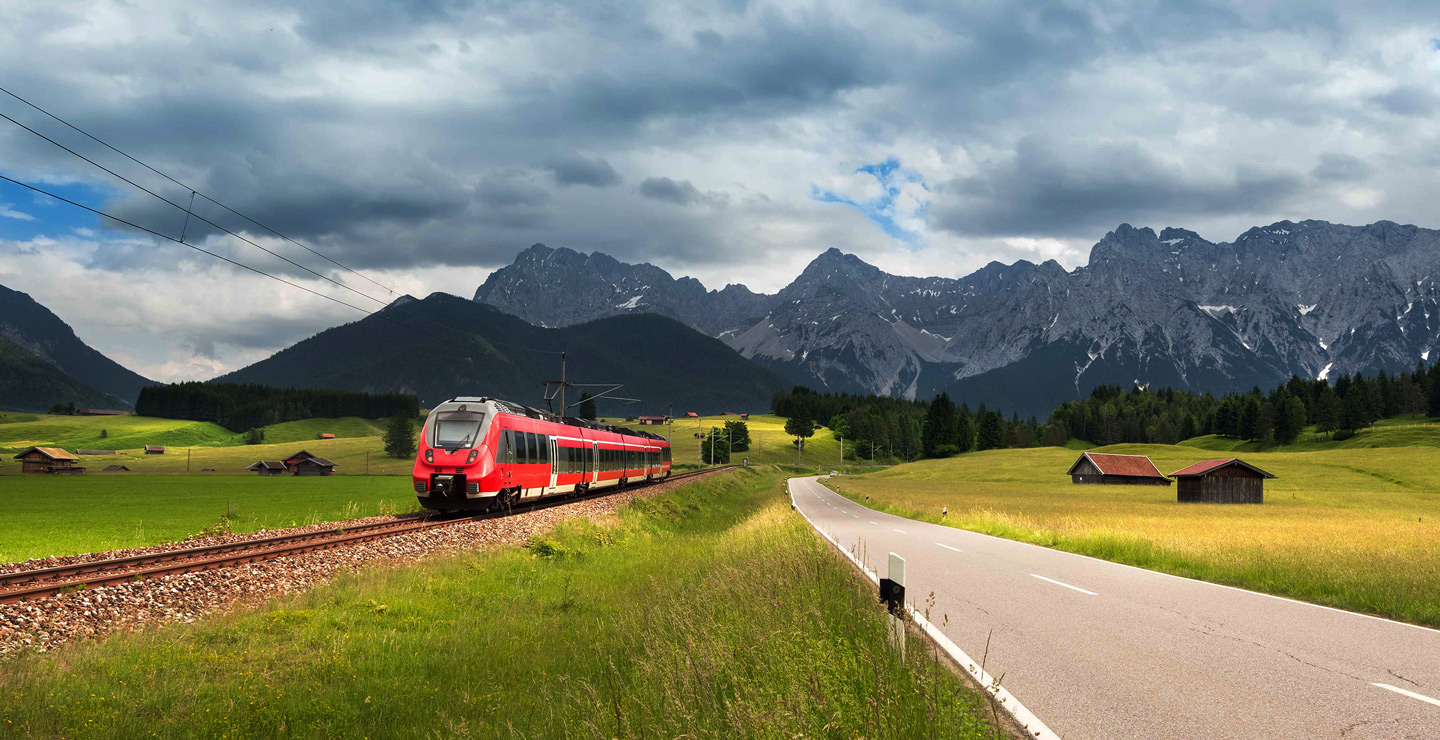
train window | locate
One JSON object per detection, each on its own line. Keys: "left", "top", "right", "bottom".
{"left": 539, "top": 435, "right": 549, "bottom": 465}
{"left": 502, "top": 430, "right": 515, "bottom": 463}
{"left": 663, "top": 447, "right": 671, "bottom": 463}
{"left": 527, "top": 433, "right": 539, "bottom": 464}
{"left": 429, "top": 409, "right": 487, "bottom": 450}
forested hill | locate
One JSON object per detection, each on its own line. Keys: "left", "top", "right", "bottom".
{"left": 0, "top": 282, "right": 153, "bottom": 404}
{"left": 0, "top": 336, "right": 126, "bottom": 412}
{"left": 216, "top": 293, "right": 788, "bottom": 416}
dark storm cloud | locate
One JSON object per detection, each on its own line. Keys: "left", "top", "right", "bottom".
{"left": 934, "top": 137, "right": 1306, "bottom": 237}
{"left": 543, "top": 155, "right": 621, "bottom": 187}
{"left": 639, "top": 177, "right": 702, "bottom": 205}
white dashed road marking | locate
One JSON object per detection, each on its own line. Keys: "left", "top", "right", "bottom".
{"left": 1373, "top": 683, "right": 1440, "bottom": 708}
{"left": 1031, "top": 574, "right": 1098, "bottom": 596}
{"left": 936, "top": 543, "right": 963, "bottom": 553}
{"left": 892, "top": 528, "right": 908, "bottom": 535}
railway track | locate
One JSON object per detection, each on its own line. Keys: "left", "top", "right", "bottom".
{"left": 0, "top": 466, "right": 732, "bottom": 605}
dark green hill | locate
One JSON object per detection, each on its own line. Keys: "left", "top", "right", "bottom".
{"left": 215, "top": 293, "right": 787, "bottom": 415}
{"left": 0, "top": 282, "right": 154, "bottom": 404}
{"left": 0, "top": 336, "right": 126, "bottom": 412}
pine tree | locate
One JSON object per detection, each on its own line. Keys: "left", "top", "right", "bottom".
{"left": 922, "top": 392, "right": 958, "bottom": 457}
{"left": 976, "top": 409, "right": 1005, "bottom": 450}
{"left": 1273, "top": 392, "right": 1306, "bottom": 444}
{"left": 578, "top": 393, "right": 597, "bottom": 421}
{"left": 1314, "top": 385, "right": 1342, "bottom": 434}
{"left": 955, "top": 404, "right": 975, "bottom": 452}
{"left": 383, "top": 414, "right": 417, "bottom": 458}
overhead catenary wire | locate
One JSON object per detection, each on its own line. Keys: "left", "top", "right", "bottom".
{"left": 0, "top": 94, "right": 563, "bottom": 358}
{"left": 0, "top": 84, "right": 399, "bottom": 297}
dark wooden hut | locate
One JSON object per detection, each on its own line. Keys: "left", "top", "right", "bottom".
{"left": 13, "top": 447, "right": 82, "bottom": 474}
{"left": 292, "top": 456, "right": 337, "bottom": 476}
{"left": 247, "top": 461, "right": 286, "bottom": 477}
{"left": 1067, "top": 452, "right": 1171, "bottom": 486}
{"left": 102, "top": 465, "right": 131, "bottom": 472}
{"left": 144, "top": 445, "right": 166, "bottom": 455}
{"left": 283, "top": 450, "right": 317, "bottom": 473}
{"left": 1169, "top": 459, "right": 1275, "bottom": 504}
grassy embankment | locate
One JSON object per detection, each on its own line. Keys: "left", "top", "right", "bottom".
{"left": 0, "top": 469, "right": 1001, "bottom": 739}
{"left": 826, "top": 433, "right": 1440, "bottom": 627}
{"left": 0, "top": 413, "right": 395, "bottom": 476}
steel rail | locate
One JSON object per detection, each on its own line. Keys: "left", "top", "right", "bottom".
{"left": 0, "top": 466, "right": 732, "bottom": 604}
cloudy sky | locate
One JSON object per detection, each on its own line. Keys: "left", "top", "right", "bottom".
{"left": 1, "top": 0, "right": 1438, "bottom": 381}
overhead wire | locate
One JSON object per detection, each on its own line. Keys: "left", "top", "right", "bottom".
{"left": 0, "top": 91, "right": 564, "bottom": 357}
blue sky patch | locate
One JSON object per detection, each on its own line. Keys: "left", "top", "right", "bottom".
{"left": 812, "top": 156, "right": 929, "bottom": 241}
{"left": 0, "top": 179, "right": 110, "bottom": 242}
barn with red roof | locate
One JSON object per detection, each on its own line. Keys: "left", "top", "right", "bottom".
{"left": 1169, "top": 458, "right": 1274, "bottom": 504}
{"left": 1067, "top": 452, "right": 1171, "bottom": 486}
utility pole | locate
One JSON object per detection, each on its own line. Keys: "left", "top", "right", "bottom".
{"left": 697, "top": 413, "right": 702, "bottom": 465}
{"left": 559, "top": 351, "right": 566, "bottom": 419}
{"left": 366, "top": 451, "right": 370, "bottom": 475}
{"left": 186, "top": 448, "right": 191, "bottom": 473}
{"left": 840, "top": 436, "right": 843, "bottom": 467}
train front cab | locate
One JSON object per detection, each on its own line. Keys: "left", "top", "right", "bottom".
{"left": 413, "top": 401, "right": 497, "bottom": 511}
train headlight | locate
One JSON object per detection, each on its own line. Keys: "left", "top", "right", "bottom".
{"left": 425, "top": 449, "right": 433, "bottom": 464}
{"left": 466, "top": 450, "right": 478, "bottom": 465}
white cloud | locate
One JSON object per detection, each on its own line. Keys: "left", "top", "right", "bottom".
{"left": 0, "top": 203, "right": 34, "bottom": 221}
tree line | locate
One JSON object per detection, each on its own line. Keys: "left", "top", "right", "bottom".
{"left": 136, "top": 382, "right": 419, "bottom": 432}
{"left": 771, "top": 361, "right": 1440, "bottom": 458}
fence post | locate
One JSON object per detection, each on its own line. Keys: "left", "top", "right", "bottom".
{"left": 880, "top": 552, "right": 906, "bottom": 658}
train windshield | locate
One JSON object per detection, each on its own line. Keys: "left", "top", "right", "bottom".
{"left": 431, "top": 410, "right": 486, "bottom": 449}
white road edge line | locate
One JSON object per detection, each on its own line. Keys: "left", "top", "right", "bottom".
{"left": 808, "top": 477, "right": 1440, "bottom": 637}
{"left": 892, "top": 528, "right": 909, "bottom": 535}
{"left": 789, "top": 479, "right": 1059, "bottom": 740}
{"left": 936, "top": 543, "right": 963, "bottom": 553}
{"left": 1373, "top": 683, "right": 1440, "bottom": 708}
{"left": 1031, "top": 574, "right": 1098, "bottom": 596}
{"left": 869, "top": 521, "right": 879, "bottom": 525}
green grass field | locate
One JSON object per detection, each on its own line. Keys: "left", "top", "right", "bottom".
{"left": 0, "top": 476, "right": 420, "bottom": 562}
{"left": 1182, "top": 415, "right": 1440, "bottom": 452}
{"left": 0, "top": 469, "right": 999, "bottom": 739}
{"left": 0, "top": 413, "right": 399, "bottom": 476}
{"left": 606, "top": 413, "right": 866, "bottom": 470}
{"left": 827, "top": 442, "right": 1440, "bottom": 627}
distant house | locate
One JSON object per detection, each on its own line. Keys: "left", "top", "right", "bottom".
{"left": 102, "top": 465, "right": 131, "bottom": 472}
{"left": 144, "top": 445, "right": 166, "bottom": 455}
{"left": 77, "top": 408, "right": 128, "bottom": 416}
{"left": 76, "top": 449, "right": 118, "bottom": 456}
{"left": 13, "top": 447, "right": 83, "bottom": 474}
{"left": 684, "top": 412, "right": 700, "bottom": 418}
{"left": 1067, "top": 452, "right": 1171, "bottom": 486}
{"left": 1170, "top": 459, "right": 1275, "bottom": 504}
{"left": 319, "top": 433, "right": 335, "bottom": 439}
{"left": 637, "top": 416, "right": 668, "bottom": 426}
{"left": 739, "top": 413, "right": 749, "bottom": 420}
{"left": 283, "top": 450, "right": 318, "bottom": 473}
{"left": 292, "top": 456, "right": 338, "bottom": 476}
{"left": 247, "top": 461, "right": 286, "bottom": 477}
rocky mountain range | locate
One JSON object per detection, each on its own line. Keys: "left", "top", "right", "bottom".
{"left": 474, "top": 221, "right": 1440, "bottom": 417}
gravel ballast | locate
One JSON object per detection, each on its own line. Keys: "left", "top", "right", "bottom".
{"left": 0, "top": 471, "right": 726, "bottom": 656}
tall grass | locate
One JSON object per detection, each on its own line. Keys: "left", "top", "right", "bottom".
{"left": 829, "top": 445, "right": 1440, "bottom": 627}
{"left": 0, "top": 469, "right": 999, "bottom": 738}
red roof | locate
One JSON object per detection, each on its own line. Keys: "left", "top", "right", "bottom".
{"left": 1169, "top": 458, "right": 1275, "bottom": 478}
{"left": 684, "top": 412, "right": 699, "bottom": 417}
{"left": 1069, "top": 452, "right": 1166, "bottom": 478}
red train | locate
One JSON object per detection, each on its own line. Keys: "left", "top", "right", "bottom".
{"left": 412, "top": 396, "right": 672, "bottom": 512}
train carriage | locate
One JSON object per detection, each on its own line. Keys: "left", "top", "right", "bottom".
{"left": 413, "top": 396, "right": 671, "bottom": 512}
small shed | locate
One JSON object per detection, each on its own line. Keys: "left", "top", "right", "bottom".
{"left": 684, "top": 412, "right": 699, "bottom": 418}
{"left": 102, "top": 465, "right": 131, "bottom": 472}
{"left": 13, "top": 447, "right": 81, "bottom": 474}
{"left": 637, "top": 416, "right": 668, "bottom": 426}
{"left": 247, "top": 461, "right": 286, "bottom": 477}
{"left": 292, "top": 456, "right": 337, "bottom": 476}
{"left": 77, "top": 408, "right": 128, "bottom": 416}
{"left": 145, "top": 445, "right": 166, "bottom": 455}
{"left": 1067, "top": 452, "right": 1171, "bottom": 486}
{"left": 76, "top": 449, "right": 118, "bottom": 456}
{"left": 1170, "top": 459, "right": 1275, "bottom": 504}
{"left": 319, "top": 433, "right": 335, "bottom": 439}
{"left": 739, "top": 413, "right": 749, "bottom": 420}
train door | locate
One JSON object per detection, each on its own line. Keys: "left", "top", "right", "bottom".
{"left": 549, "top": 436, "right": 558, "bottom": 492}
{"left": 592, "top": 442, "right": 599, "bottom": 484}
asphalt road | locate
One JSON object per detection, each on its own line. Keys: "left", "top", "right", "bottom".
{"left": 789, "top": 475, "right": 1440, "bottom": 739}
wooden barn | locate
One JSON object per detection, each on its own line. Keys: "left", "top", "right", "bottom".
{"left": 145, "top": 445, "right": 166, "bottom": 455}
{"left": 76, "top": 449, "right": 118, "bottom": 456}
{"left": 1170, "top": 459, "right": 1275, "bottom": 504}
{"left": 1067, "top": 452, "right": 1171, "bottom": 486}
{"left": 13, "top": 447, "right": 82, "bottom": 474}
{"left": 247, "top": 461, "right": 286, "bottom": 477}
{"left": 292, "top": 456, "right": 337, "bottom": 476}
{"left": 637, "top": 416, "right": 668, "bottom": 426}
{"left": 102, "top": 465, "right": 131, "bottom": 472}
{"left": 319, "top": 433, "right": 335, "bottom": 439}
{"left": 283, "top": 450, "right": 317, "bottom": 473}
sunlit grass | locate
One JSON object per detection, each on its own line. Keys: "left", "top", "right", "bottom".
{"left": 828, "top": 444, "right": 1440, "bottom": 627}
{"left": 0, "top": 469, "right": 998, "bottom": 739}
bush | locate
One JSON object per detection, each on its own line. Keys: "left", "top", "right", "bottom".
{"left": 1332, "top": 429, "right": 1355, "bottom": 441}
{"left": 243, "top": 427, "right": 265, "bottom": 445}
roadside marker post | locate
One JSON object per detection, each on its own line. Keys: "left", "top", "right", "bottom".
{"left": 880, "top": 552, "right": 906, "bottom": 658}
